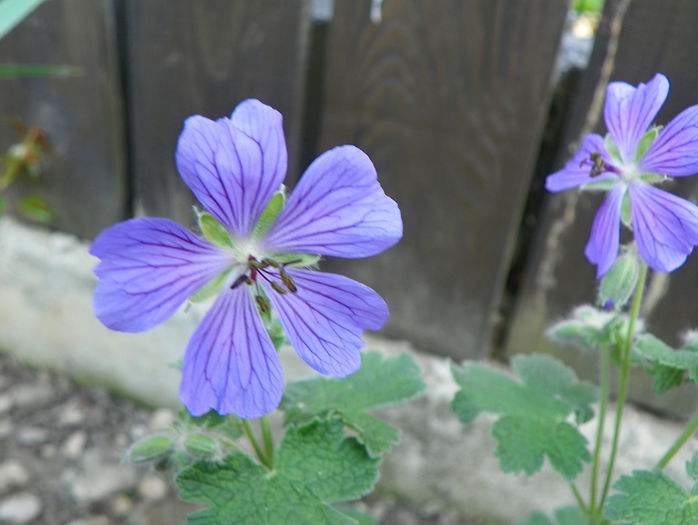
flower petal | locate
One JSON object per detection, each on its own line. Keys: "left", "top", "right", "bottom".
{"left": 263, "top": 145, "right": 402, "bottom": 258}
{"left": 604, "top": 73, "right": 669, "bottom": 164}
{"left": 630, "top": 183, "right": 698, "bottom": 272}
{"left": 180, "top": 286, "right": 283, "bottom": 418}
{"left": 639, "top": 105, "right": 698, "bottom": 176}
{"left": 90, "top": 218, "right": 231, "bottom": 332}
{"left": 265, "top": 269, "right": 389, "bottom": 377}
{"left": 545, "top": 134, "right": 617, "bottom": 192}
{"left": 175, "top": 99, "right": 287, "bottom": 237}
{"left": 584, "top": 185, "right": 625, "bottom": 277}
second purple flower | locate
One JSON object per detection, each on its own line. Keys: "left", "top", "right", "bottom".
{"left": 90, "top": 99, "right": 402, "bottom": 419}
{"left": 546, "top": 73, "right": 698, "bottom": 276}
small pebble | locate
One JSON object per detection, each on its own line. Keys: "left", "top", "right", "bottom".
{"left": 148, "top": 408, "right": 175, "bottom": 430}
{"left": 64, "top": 516, "right": 109, "bottom": 525}
{"left": 0, "top": 492, "right": 42, "bottom": 524}
{"left": 137, "top": 474, "right": 168, "bottom": 501}
{"left": 0, "top": 420, "right": 12, "bottom": 439}
{"left": 57, "top": 400, "right": 86, "bottom": 426}
{"left": 0, "top": 394, "right": 12, "bottom": 414}
{"left": 61, "top": 431, "right": 87, "bottom": 459}
{"left": 12, "top": 383, "right": 54, "bottom": 411}
{"left": 109, "top": 494, "right": 134, "bottom": 516}
{"left": 0, "top": 461, "right": 30, "bottom": 493}
{"left": 16, "top": 427, "right": 49, "bottom": 446}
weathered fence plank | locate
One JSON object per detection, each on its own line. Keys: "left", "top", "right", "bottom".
{"left": 505, "top": 0, "right": 698, "bottom": 416}
{"left": 126, "top": 0, "right": 310, "bottom": 226}
{"left": 317, "top": 0, "right": 568, "bottom": 358}
{"left": 0, "top": 0, "right": 126, "bottom": 238}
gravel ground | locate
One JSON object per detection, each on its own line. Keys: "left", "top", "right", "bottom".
{"left": 0, "top": 352, "right": 486, "bottom": 525}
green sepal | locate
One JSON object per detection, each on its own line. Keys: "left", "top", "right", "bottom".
{"left": 126, "top": 434, "right": 175, "bottom": 463}
{"left": 580, "top": 179, "right": 619, "bottom": 192}
{"left": 195, "top": 207, "right": 234, "bottom": 248}
{"left": 190, "top": 270, "right": 230, "bottom": 303}
{"left": 547, "top": 305, "right": 633, "bottom": 352}
{"left": 183, "top": 433, "right": 222, "bottom": 458}
{"left": 598, "top": 249, "right": 640, "bottom": 309}
{"left": 272, "top": 252, "right": 321, "bottom": 267}
{"left": 253, "top": 186, "right": 285, "bottom": 238}
{"left": 639, "top": 173, "right": 667, "bottom": 184}
{"left": 604, "top": 133, "right": 622, "bottom": 164}
{"left": 177, "top": 409, "right": 244, "bottom": 443}
{"left": 451, "top": 354, "right": 595, "bottom": 481}
{"left": 621, "top": 191, "right": 632, "bottom": 227}
{"left": 634, "top": 126, "right": 661, "bottom": 162}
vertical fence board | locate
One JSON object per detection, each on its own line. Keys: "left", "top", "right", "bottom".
{"left": 126, "top": 0, "right": 310, "bottom": 226}
{"left": 316, "top": 0, "right": 567, "bottom": 358}
{"left": 0, "top": 0, "right": 126, "bottom": 238}
{"left": 505, "top": 0, "right": 698, "bottom": 416}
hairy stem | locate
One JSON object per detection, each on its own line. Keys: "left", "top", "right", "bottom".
{"left": 655, "top": 412, "right": 698, "bottom": 470}
{"left": 260, "top": 416, "right": 274, "bottom": 467}
{"left": 589, "top": 347, "right": 611, "bottom": 514}
{"left": 598, "top": 261, "right": 647, "bottom": 510}
{"left": 241, "top": 419, "right": 271, "bottom": 468}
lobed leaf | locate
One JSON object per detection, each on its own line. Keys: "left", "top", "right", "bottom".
{"left": 451, "top": 354, "right": 595, "bottom": 481}
{"left": 177, "top": 417, "right": 379, "bottom": 525}
{"left": 281, "top": 352, "right": 425, "bottom": 456}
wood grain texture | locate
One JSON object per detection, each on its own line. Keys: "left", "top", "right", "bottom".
{"left": 505, "top": 0, "right": 698, "bottom": 416}
{"left": 0, "top": 0, "right": 126, "bottom": 238}
{"left": 126, "top": 0, "right": 310, "bottom": 226}
{"left": 317, "top": 0, "right": 567, "bottom": 358}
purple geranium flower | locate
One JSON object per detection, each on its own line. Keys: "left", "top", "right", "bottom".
{"left": 546, "top": 73, "right": 698, "bottom": 276}
{"left": 90, "top": 99, "right": 402, "bottom": 419}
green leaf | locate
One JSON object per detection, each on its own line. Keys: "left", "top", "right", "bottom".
{"left": 253, "top": 187, "right": 285, "bottom": 238}
{"left": 0, "top": 64, "right": 80, "bottom": 77}
{"left": 0, "top": 0, "right": 47, "bottom": 40}
{"left": 636, "top": 334, "right": 698, "bottom": 384}
{"left": 190, "top": 270, "right": 229, "bottom": 303}
{"left": 516, "top": 506, "right": 587, "bottom": 525}
{"left": 604, "top": 469, "right": 698, "bottom": 524}
{"left": 18, "top": 194, "right": 53, "bottom": 222}
{"left": 451, "top": 354, "right": 595, "bottom": 481}
{"left": 598, "top": 251, "right": 639, "bottom": 309}
{"left": 196, "top": 209, "right": 234, "bottom": 248}
{"left": 126, "top": 434, "right": 175, "bottom": 463}
{"left": 176, "top": 417, "right": 379, "bottom": 525}
{"left": 178, "top": 409, "right": 244, "bottom": 442}
{"left": 280, "top": 352, "right": 425, "bottom": 457}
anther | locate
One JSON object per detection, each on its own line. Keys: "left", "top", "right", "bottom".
{"left": 280, "top": 268, "right": 297, "bottom": 293}
{"left": 270, "top": 281, "right": 287, "bottom": 295}
{"left": 230, "top": 274, "right": 249, "bottom": 289}
{"left": 255, "top": 295, "right": 270, "bottom": 313}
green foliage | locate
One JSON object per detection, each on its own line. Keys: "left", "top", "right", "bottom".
{"left": 451, "top": 354, "right": 596, "bottom": 481}
{"left": 516, "top": 506, "right": 587, "bottom": 525}
{"left": 634, "top": 334, "right": 698, "bottom": 395}
{"left": 604, "top": 453, "right": 698, "bottom": 524}
{"left": 281, "top": 352, "right": 425, "bottom": 456}
{"left": 177, "top": 409, "right": 244, "bottom": 443}
{"left": 0, "top": 0, "right": 46, "bottom": 40}
{"left": 177, "top": 417, "right": 379, "bottom": 525}
{"left": 0, "top": 64, "right": 80, "bottom": 77}
{"left": 18, "top": 194, "right": 53, "bottom": 222}
{"left": 573, "top": 0, "right": 604, "bottom": 15}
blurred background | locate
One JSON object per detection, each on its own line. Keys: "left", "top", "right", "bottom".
{"left": 2, "top": 0, "right": 698, "bottom": 523}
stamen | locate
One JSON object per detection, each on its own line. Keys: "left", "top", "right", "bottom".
{"left": 270, "top": 281, "right": 287, "bottom": 295}
{"left": 230, "top": 274, "right": 249, "bottom": 289}
{"left": 280, "top": 267, "right": 297, "bottom": 293}
{"left": 255, "top": 295, "right": 270, "bottom": 313}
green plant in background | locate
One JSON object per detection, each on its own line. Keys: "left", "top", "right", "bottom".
{"left": 451, "top": 74, "right": 698, "bottom": 524}
{"left": 573, "top": 0, "right": 605, "bottom": 15}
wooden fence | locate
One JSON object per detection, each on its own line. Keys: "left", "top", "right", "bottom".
{"left": 2, "top": 0, "right": 698, "bottom": 414}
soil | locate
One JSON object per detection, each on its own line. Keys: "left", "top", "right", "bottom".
{"left": 0, "top": 352, "right": 487, "bottom": 525}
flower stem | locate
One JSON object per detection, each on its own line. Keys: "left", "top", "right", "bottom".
{"left": 589, "top": 347, "right": 611, "bottom": 513}
{"left": 241, "top": 419, "right": 271, "bottom": 468}
{"left": 598, "top": 261, "right": 648, "bottom": 510}
{"left": 655, "top": 412, "right": 698, "bottom": 470}
{"left": 260, "top": 416, "right": 274, "bottom": 466}
{"left": 569, "top": 482, "right": 587, "bottom": 513}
